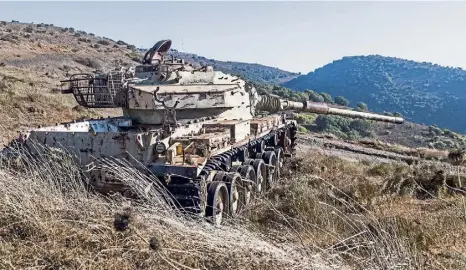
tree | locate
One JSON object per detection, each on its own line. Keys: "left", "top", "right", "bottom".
{"left": 356, "top": 102, "right": 368, "bottom": 111}
{"left": 393, "top": 112, "right": 403, "bottom": 117}
{"left": 320, "top": 92, "right": 333, "bottom": 103}
{"left": 334, "top": 96, "right": 350, "bottom": 106}
{"left": 308, "top": 90, "right": 325, "bottom": 102}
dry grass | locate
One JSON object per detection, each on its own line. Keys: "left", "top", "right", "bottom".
{"left": 244, "top": 150, "right": 466, "bottom": 270}
{"left": 356, "top": 138, "right": 449, "bottom": 161}
{"left": 0, "top": 143, "right": 343, "bottom": 270}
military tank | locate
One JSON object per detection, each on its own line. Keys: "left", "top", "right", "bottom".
{"left": 12, "top": 40, "right": 404, "bottom": 225}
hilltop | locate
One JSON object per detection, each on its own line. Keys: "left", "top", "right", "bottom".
{"left": 282, "top": 55, "right": 466, "bottom": 133}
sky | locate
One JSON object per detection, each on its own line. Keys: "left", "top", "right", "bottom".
{"left": 1, "top": 1, "right": 466, "bottom": 74}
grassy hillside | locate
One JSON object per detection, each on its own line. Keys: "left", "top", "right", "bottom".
{"left": 282, "top": 55, "right": 466, "bottom": 133}
{"left": 0, "top": 21, "right": 143, "bottom": 144}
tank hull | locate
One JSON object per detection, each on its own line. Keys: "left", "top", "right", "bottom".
{"left": 20, "top": 112, "right": 298, "bottom": 220}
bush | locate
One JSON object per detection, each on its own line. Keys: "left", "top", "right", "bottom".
{"left": 116, "top": 40, "right": 127, "bottom": 45}
{"left": 320, "top": 92, "right": 333, "bottom": 103}
{"left": 73, "top": 56, "right": 102, "bottom": 69}
{"left": 315, "top": 115, "right": 375, "bottom": 140}
{"left": 334, "top": 96, "right": 349, "bottom": 106}
{"left": 356, "top": 102, "right": 368, "bottom": 111}
{"left": 23, "top": 26, "right": 34, "bottom": 33}
{"left": 97, "top": 39, "right": 110, "bottom": 46}
{"left": 307, "top": 90, "right": 325, "bottom": 102}
{"left": 78, "top": 37, "right": 91, "bottom": 43}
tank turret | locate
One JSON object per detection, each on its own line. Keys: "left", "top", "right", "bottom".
{"left": 16, "top": 39, "right": 404, "bottom": 225}
{"left": 60, "top": 39, "right": 403, "bottom": 127}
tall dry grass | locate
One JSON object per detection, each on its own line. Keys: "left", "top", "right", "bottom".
{"left": 0, "top": 142, "right": 344, "bottom": 270}
{"left": 244, "top": 149, "right": 466, "bottom": 270}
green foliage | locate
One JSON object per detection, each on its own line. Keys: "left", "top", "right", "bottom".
{"left": 315, "top": 115, "right": 375, "bottom": 140}
{"left": 335, "top": 96, "right": 349, "bottom": 106}
{"left": 393, "top": 112, "right": 403, "bottom": 117}
{"left": 282, "top": 55, "right": 466, "bottom": 133}
{"left": 296, "top": 113, "right": 317, "bottom": 125}
{"left": 307, "top": 90, "right": 325, "bottom": 102}
{"left": 298, "top": 126, "right": 308, "bottom": 133}
{"left": 320, "top": 92, "right": 333, "bottom": 103}
{"left": 357, "top": 102, "right": 368, "bottom": 111}
{"left": 252, "top": 82, "right": 308, "bottom": 102}
{"left": 334, "top": 96, "right": 350, "bottom": 106}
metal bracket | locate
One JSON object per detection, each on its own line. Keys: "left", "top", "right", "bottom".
{"left": 153, "top": 87, "right": 179, "bottom": 135}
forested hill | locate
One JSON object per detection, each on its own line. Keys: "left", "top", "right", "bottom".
{"left": 282, "top": 55, "right": 466, "bottom": 133}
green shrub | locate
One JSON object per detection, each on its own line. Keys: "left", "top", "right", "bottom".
{"left": 356, "top": 102, "right": 368, "bottom": 111}
{"left": 334, "top": 96, "right": 349, "bottom": 106}
{"left": 320, "top": 92, "right": 333, "bottom": 103}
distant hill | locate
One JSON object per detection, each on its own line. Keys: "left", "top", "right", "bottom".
{"left": 137, "top": 48, "right": 299, "bottom": 85}
{"left": 282, "top": 55, "right": 466, "bottom": 133}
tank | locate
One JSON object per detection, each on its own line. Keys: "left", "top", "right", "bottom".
{"left": 8, "top": 40, "right": 404, "bottom": 225}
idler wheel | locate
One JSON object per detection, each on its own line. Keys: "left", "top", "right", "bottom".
{"left": 206, "top": 181, "right": 229, "bottom": 226}
{"left": 225, "top": 172, "right": 243, "bottom": 217}
{"left": 252, "top": 159, "right": 266, "bottom": 193}
{"left": 262, "top": 151, "right": 277, "bottom": 190}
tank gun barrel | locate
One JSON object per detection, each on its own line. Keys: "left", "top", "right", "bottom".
{"left": 256, "top": 95, "right": 404, "bottom": 124}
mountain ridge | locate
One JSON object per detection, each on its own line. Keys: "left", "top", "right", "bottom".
{"left": 282, "top": 54, "right": 466, "bottom": 133}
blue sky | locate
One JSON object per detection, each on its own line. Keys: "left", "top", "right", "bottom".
{"left": 1, "top": 1, "right": 466, "bottom": 73}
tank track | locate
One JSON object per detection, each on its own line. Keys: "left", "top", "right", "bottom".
{"left": 165, "top": 122, "right": 298, "bottom": 217}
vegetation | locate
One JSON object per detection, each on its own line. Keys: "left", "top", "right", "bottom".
{"left": 0, "top": 145, "right": 328, "bottom": 269}
{"left": 247, "top": 150, "right": 466, "bottom": 269}
{"left": 283, "top": 55, "right": 466, "bottom": 133}
{"left": 334, "top": 96, "right": 349, "bottom": 106}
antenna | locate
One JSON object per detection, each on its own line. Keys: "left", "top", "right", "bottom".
{"left": 181, "top": 37, "right": 184, "bottom": 52}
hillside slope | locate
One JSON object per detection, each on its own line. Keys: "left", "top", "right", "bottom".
{"left": 282, "top": 55, "right": 466, "bottom": 133}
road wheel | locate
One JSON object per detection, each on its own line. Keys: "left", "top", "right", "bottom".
{"left": 252, "top": 159, "right": 266, "bottom": 194}
{"left": 239, "top": 165, "right": 256, "bottom": 205}
{"left": 274, "top": 147, "right": 284, "bottom": 180}
{"left": 263, "top": 151, "right": 277, "bottom": 190}
{"left": 206, "top": 181, "right": 229, "bottom": 226}
{"left": 226, "top": 172, "right": 242, "bottom": 217}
